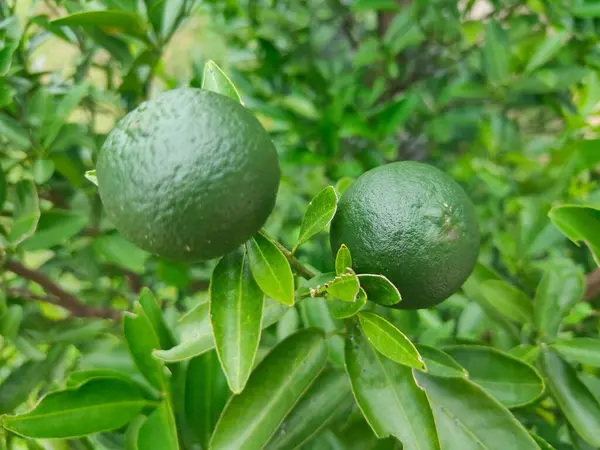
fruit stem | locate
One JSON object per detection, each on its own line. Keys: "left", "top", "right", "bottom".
{"left": 261, "top": 230, "right": 316, "bottom": 280}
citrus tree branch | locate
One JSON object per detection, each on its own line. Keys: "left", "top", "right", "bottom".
{"left": 4, "top": 260, "right": 119, "bottom": 319}
{"left": 274, "top": 241, "right": 316, "bottom": 280}
{"left": 261, "top": 232, "right": 316, "bottom": 280}
{"left": 585, "top": 268, "right": 600, "bottom": 301}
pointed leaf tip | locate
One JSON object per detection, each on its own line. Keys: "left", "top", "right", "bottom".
{"left": 201, "top": 60, "right": 243, "bottom": 104}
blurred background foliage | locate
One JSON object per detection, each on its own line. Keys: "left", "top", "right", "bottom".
{"left": 1, "top": 0, "right": 600, "bottom": 448}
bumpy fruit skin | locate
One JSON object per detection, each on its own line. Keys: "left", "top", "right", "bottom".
{"left": 97, "top": 88, "right": 280, "bottom": 261}
{"left": 330, "top": 161, "right": 480, "bottom": 309}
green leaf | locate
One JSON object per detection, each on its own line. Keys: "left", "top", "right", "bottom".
{"left": 512, "top": 67, "right": 588, "bottom": 94}
{"left": 534, "top": 263, "right": 585, "bottom": 337}
{"left": 201, "top": 60, "right": 243, "bottom": 103}
{"left": 32, "top": 159, "right": 55, "bottom": 185}
{"left": 335, "top": 244, "right": 352, "bottom": 275}
{"left": 85, "top": 170, "right": 98, "bottom": 186}
{"left": 0, "top": 164, "right": 5, "bottom": 210}
{"left": 93, "top": 233, "right": 149, "bottom": 274}
{"left": 416, "top": 344, "right": 468, "bottom": 378}
{"left": 246, "top": 232, "right": 294, "bottom": 306}
{"left": 185, "top": 351, "right": 229, "bottom": 448}
{"left": 265, "top": 369, "right": 351, "bottom": 450}
{"left": 1, "top": 378, "right": 157, "bottom": 439}
{"left": 298, "top": 296, "right": 344, "bottom": 366}
{"left": 125, "top": 415, "right": 146, "bottom": 450}
{"left": 210, "top": 249, "right": 264, "bottom": 393}
{"left": 330, "top": 287, "right": 367, "bottom": 319}
{"left": 549, "top": 205, "right": 600, "bottom": 266}
{"left": 47, "top": 320, "right": 109, "bottom": 345}
{"left": 444, "top": 346, "right": 544, "bottom": 408}
{"left": 66, "top": 370, "right": 157, "bottom": 399}
{"left": 0, "top": 360, "right": 47, "bottom": 414}
{"left": 335, "top": 177, "right": 354, "bottom": 196}
{"left": 383, "top": 9, "right": 425, "bottom": 56}
{"left": 413, "top": 372, "right": 540, "bottom": 450}
{"left": 578, "top": 139, "right": 600, "bottom": 170}
{"left": 0, "top": 290, "right": 5, "bottom": 318}
{"left": 323, "top": 273, "right": 360, "bottom": 302}
{"left": 462, "top": 263, "right": 520, "bottom": 337}
{"left": 138, "top": 288, "right": 176, "bottom": 350}
{"left": 294, "top": 186, "right": 338, "bottom": 252}
{"left": 0, "top": 113, "right": 30, "bottom": 149}
{"left": 352, "top": 0, "right": 399, "bottom": 11}
{"left": 539, "top": 347, "right": 600, "bottom": 447}
{"left": 530, "top": 432, "right": 556, "bottom": 450}
{"left": 153, "top": 300, "right": 213, "bottom": 363}
{"left": 8, "top": 180, "right": 40, "bottom": 245}
{"left": 209, "top": 329, "right": 328, "bottom": 450}
{"left": 124, "top": 303, "right": 167, "bottom": 391}
{"left": 551, "top": 338, "right": 600, "bottom": 367}
{"left": 357, "top": 274, "right": 401, "bottom": 306}
{"left": 0, "top": 17, "right": 20, "bottom": 75}
{"left": 145, "top": 0, "right": 186, "bottom": 40}
{"left": 154, "top": 298, "right": 286, "bottom": 363}
{"left": 51, "top": 11, "right": 148, "bottom": 40}
{"left": 344, "top": 326, "right": 439, "bottom": 448}
{"left": 572, "top": 3, "right": 600, "bottom": 17}
{"left": 483, "top": 20, "right": 510, "bottom": 85}
{"left": 137, "top": 401, "right": 179, "bottom": 450}
{"left": 43, "top": 83, "right": 89, "bottom": 149}
{"left": 480, "top": 279, "right": 533, "bottom": 324}
{"left": 0, "top": 304, "right": 22, "bottom": 340}
{"left": 20, "top": 210, "right": 88, "bottom": 250}
{"left": 509, "top": 345, "right": 541, "bottom": 364}
{"left": 525, "top": 31, "right": 569, "bottom": 73}
{"left": 357, "top": 312, "right": 424, "bottom": 370}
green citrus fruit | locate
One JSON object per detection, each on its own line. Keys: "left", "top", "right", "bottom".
{"left": 330, "top": 161, "right": 479, "bottom": 309}
{"left": 97, "top": 88, "right": 280, "bottom": 261}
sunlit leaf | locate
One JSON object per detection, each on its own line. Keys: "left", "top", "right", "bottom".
{"left": 265, "top": 369, "right": 351, "bottom": 450}
{"left": 210, "top": 329, "right": 327, "bottom": 450}
{"left": 416, "top": 344, "right": 467, "bottom": 378}
{"left": 1, "top": 379, "right": 157, "bottom": 439}
{"left": 335, "top": 244, "right": 353, "bottom": 275}
{"left": 357, "top": 312, "right": 424, "bottom": 370}
{"left": 201, "top": 60, "right": 243, "bottom": 103}
{"left": 51, "top": 11, "right": 148, "bottom": 40}
{"left": 210, "top": 249, "right": 264, "bottom": 393}
{"left": 549, "top": 204, "right": 600, "bottom": 266}
{"left": 414, "top": 372, "right": 540, "bottom": 450}
{"left": 539, "top": 347, "right": 600, "bottom": 447}
{"left": 247, "top": 232, "right": 294, "bottom": 306}
{"left": 330, "top": 287, "right": 367, "bottom": 319}
{"left": 358, "top": 274, "right": 401, "bottom": 306}
{"left": 344, "top": 325, "right": 439, "bottom": 448}
{"left": 8, "top": 180, "right": 40, "bottom": 245}
{"left": 534, "top": 262, "right": 585, "bottom": 337}
{"left": 552, "top": 338, "right": 600, "bottom": 367}
{"left": 525, "top": 31, "right": 569, "bottom": 73}
{"left": 294, "top": 186, "right": 338, "bottom": 251}
{"left": 124, "top": 303, "right": 167, "bottom": 391}
{"left": 444, "top": 345, "right": 544, "bottom": 408}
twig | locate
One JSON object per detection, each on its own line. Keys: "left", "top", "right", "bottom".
{"left": 4, "top": 260, "right": 119, "bottom": 319}
{"left": 275, "top": 240, "right": 316, "bottom": 280}
{"left": 261, "top": 231, "right": 316, "bottom": 280}
{"left": 585, "top": 268, "right": 600, "bottom": 301}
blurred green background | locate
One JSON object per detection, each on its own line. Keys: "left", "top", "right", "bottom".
{"left": 1, "top": 0, "right": 600, "bottom": 448}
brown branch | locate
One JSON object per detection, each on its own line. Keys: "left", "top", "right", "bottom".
{"left": 585, "top": 268, "right": 600, "bottom": 301}
{"left": 4, "top": 260, "right": 119, "bottom": 319}
{"left": 6, "top": 287, "right": 62, "bottom": 305}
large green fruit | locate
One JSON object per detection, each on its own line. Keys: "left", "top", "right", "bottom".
{"left": 97, "top": 88, "right": 280, "bottom": 261}
{"left": 330, "top": 161, "right": 479, "bottom": 309}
